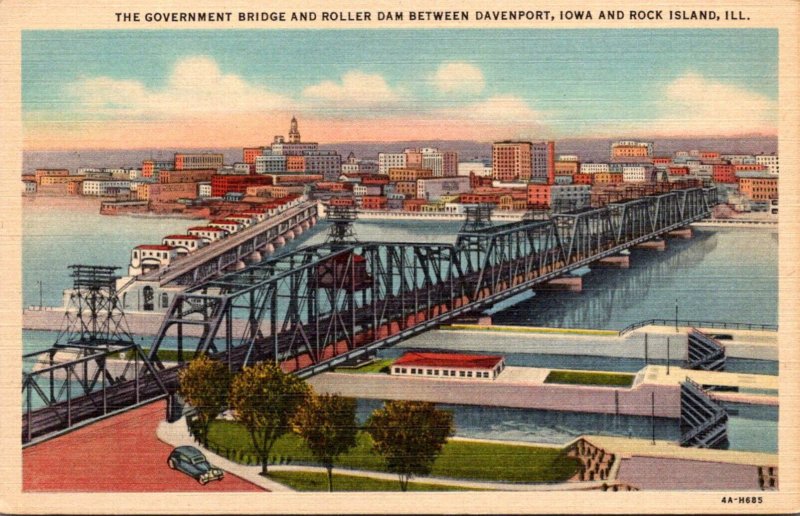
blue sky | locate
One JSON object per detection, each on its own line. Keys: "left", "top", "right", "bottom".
{"left": 22, "top": 29, "right": 778, "bottom": 148}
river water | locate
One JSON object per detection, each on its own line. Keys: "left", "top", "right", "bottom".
{"left": 21, "top": 201, "right": 779, "bottom": 452}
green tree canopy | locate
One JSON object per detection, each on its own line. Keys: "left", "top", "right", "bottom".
{"left": 291, "top": 393, "right": 358, "bottom": 491}
{"left": 178, "top": 355, "right": 231, "bottom": 445}
{"left": 229, "top": 361, "right": 310, "bottom": 475}
{"left": 366, "top": 400, "right": 455, "bottom": 491}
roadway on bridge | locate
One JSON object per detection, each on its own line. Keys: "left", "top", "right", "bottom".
{"left": 23, "top": 401, "right": 265, "bottom": 492}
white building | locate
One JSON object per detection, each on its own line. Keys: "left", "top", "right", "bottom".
{"left": 721, "top": 154, "right": 756, "bottom": 165}
{"left": 622, "top": 165, "right": 649, "bottom": 183}
{"left": 188, "top": 226, "right": 228, "bottom": 243}
{"left": 390, "top": 351, "right": 506, "bottom": 381}
{"left": 580, "top": 163, "right": 610, "bottom": 174}
{"left": 22, "top": 181, "right": 36, "bottom": 194}
{"left": 255, "top": 154, "right": 287, "bottom": 175}
{"left": 755, "top": 154, "right": 779, "bottom": 175}
{"left": 129, "top": 245, "right": 178, "bottom": 276}
{"left": 82, "top": 179, "right": 132, "bottom": 196}
{"left": 353, "top": 184, "right": 382, "bottom": 197}
{"left": 552, "top": 184, "right": 591, "bottom": 209}
{"left": 378, "top": 153, "right": 407, "bottom": 175}
{"left": 458, "top": 161, "right": 492, "bottom": 177}
{"left": 417, "top": 177, "right": 471, "bottom": 201}
{"left": 198, "top": 182, "right": 212, "bottom": 198}
{"left": 162, "top": 234, "right": 207, "bottom": 256}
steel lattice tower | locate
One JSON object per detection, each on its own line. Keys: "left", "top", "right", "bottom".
{"left": 325, "top": 204, "right": 359, "bottom": 247}
{"left": 55, "top": 265, "right": 134, "bottom": 347}
{"left": 460, "top": 203, "right": 495, "bottom": 232}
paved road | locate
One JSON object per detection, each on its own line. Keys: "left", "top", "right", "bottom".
{"left": 23, "top": 401, "right": 265, "bottom": 492}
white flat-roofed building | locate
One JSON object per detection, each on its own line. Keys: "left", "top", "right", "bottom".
{"left": 255, "top": 154, "right": 287, "bottom": 175}
{"left": 622, "top": 165, "right": 649, "bottom": 183}
{"left": 390, "top": 351, "right": 506, "bottom": 380}
{"left": 755, "top": 153, "right": 779, "bottom": 175}
{"left": 378, "top": 153, "right": 407, "bottom": 175}
{"left": 162, "top": 234, "right": 207, "bottom": 256}
{"left": 82, "top": 179, "right": 132, "bottom": 196}
{"left": 458, "top": 161, "right": 493, "bottom": 177}
{"left": 208, "top": 220, "right": 241, "bottom": 234}
{"left": 225, "top": 215, "right": 256, "bottom": 228}
{"left": 198, "top": 182, "right": 212, "bottom": 197}
{"left": 580, "top": 163, "right": 610, "bottom": 174}
{"left": 417, "top": 176, "right": 471, "bottom": 201}
{"left": 23, "top": 180, "right": 36, "bottom": 194}
{"left": 129, "top": 244, "right": 178, "bottom": 276}
{"left": 188, "top": 226, "right": 228, "bottom": 243}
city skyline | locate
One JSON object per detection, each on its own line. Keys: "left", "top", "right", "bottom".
{"left": 23, "top": 29, "right": 778, "bottom": 149}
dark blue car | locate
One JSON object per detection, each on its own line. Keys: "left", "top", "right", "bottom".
{"left": 167, "top": 446, "right": 225, "bottom": 484}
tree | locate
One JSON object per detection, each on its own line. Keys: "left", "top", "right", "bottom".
{"left": 228, "top": 361, "right": 310, "bottom": 476}
{"left": 291, "top": 393, "right": 358, "bottom": 492}
{"left": 178, "top": 355, "right": 231, "bottom": 445}
{"left": 366, "top": 400, "right": 454, "bottom": 491}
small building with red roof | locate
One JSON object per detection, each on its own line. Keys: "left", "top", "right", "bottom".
{"left": 162, "top": 234, "right": 207, "bottom": 255}
{"left": 208, "top": 219, "right": 241, "bottom": 234}
{"left": 391, "top": 351, "right": 506, "bottom": 380}
{"left": 188, "top": 226, "right": 228, "bottom": 243}
{"left": 129, "top": 244, "right": 179, "bottom": 275}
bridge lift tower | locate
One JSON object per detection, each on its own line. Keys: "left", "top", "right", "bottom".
{"left": 325, "top": 204, "right": 359, "bottom": 247}
{"left": 22, "top": 266, "right": 167, "bottom": 443}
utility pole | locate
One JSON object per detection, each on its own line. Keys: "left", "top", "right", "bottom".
{"left": 666, "top": 337, "right": 670, "bottom": 375}
{"left": 651, "top": 391, "right": 656, "bottom": 445}
{"left": 38, "top": 280, "right": 43, "bottom": 309}
{"left": 644, "top": 333, "right": 648, "bottom": 364}
{"left": 675, "top": 298, "right": 679, "bottom": 333}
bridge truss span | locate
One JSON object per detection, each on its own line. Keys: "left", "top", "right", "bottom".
{"left": 146, "top": 187, "right": 717, "bottom": 378}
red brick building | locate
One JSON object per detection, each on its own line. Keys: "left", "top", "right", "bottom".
{"left": 211, "top": 175, "right": 272, "bottom": 197}
{"left": 712, "top": 164, "right": 737, "bottom": 183}
{"left": 391, "top": 351, "right": 506, "bottom": 380}
{"left": 361, "top": 196, "right": 388, "bottom": 210}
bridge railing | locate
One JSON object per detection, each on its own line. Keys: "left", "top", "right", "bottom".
{"left": 618, "top": 319, "right": 778, "bottom": 336}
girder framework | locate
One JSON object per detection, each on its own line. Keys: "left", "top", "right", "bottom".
{"left": 148, "top": 187, "right": 717, "bottom": 377}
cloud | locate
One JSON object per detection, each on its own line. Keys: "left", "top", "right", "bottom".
{"left": 302, "top": 70, "right": 401, "bottom": 107}
{"left": 433, "top": 62, "right": 485, "bottom": 95}
{"left": 655, "top": 72, "right": 777, "bottom": 135}
{"left": 65, "top": 56, "right": 291, "bottom": 119}
{"left": 437, "top": 95, "right": 546, "bottom": 123}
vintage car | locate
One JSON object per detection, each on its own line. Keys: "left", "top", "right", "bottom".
{"left": 167, "top": 446, "right": 225, "bottom": 484}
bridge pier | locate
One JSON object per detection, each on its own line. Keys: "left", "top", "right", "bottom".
{"left": 635, "top": 239, "right": 666, "bottom": 251}
{"left": 283, "top": 230, "right": 295, "bottom": 241}
{"left": 233, "top": 260, "right": 247, "bottom": 271}
{"left": 666, "top": 228, "right": 693, "bottom": 239}
{"left": 591, "top": 255, "right": 630, "bottom": 269}
{"left": 274, "top": 236, "right": 286, "bottom": 247}
{"left": 537, "top": 275, "right": 583, "bottom": 292}
{"left": 301, "top": 220, "right": 311, "bottom": 230}
{"left": 262, "top": 243, "right": 275, "bottom": 254}
{"left": 249, "top": 251, "right": 263, "bottom": 263}
{"left": 294, "top": 225, "right": 304, "bottom": 236}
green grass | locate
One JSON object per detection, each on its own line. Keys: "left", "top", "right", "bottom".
{"left": 544, "top": 370, "right": 635, "bottom": 387}
{"left": 267, "top": 471, "right": 480, "bottom": 491}
{"left": 333, "top": 358, "right": 394, "bottom": 374}
{"left": 206, "top": 420, "right": 579, "bottom": 483}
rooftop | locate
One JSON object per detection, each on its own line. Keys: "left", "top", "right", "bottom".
{"left": 394, "top": 351, "right": 503, "bottom": 370}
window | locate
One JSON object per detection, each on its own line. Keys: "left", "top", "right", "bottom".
{"left": 466, "top": 371, "right": 472, "bottom": 378}
{"left": 161, "top": 293, "right": 169, "bottom": 308}
{"left": 426, "top": 369, "right": 432, "bottom": 375}
{"left": 459, "top": 371, "right": 465, "bottom": 377}
{"left": 401, "top": 368, "right": 407, "bottom": 374}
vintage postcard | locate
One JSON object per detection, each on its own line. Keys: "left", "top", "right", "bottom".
{"left": 1, "top": 0, "right": 798, "bottom": 513}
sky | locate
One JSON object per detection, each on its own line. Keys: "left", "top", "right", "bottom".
{"left": 22, "top": 29, "right": 778, "bottom": 149}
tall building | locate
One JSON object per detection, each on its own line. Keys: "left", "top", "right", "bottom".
{"left": 492, "top": 141, "right": 532, "bottom": 182}
{"left": 531, "top": 141, "right": 555, "bottom": 184}
{"left": 288, "top": 116, "right": 301, "bottom": 143}
{"left": 379, "top": 153, "right": 407, "bottom": 174}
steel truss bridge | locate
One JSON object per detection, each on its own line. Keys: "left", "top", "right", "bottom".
{"left": 23, "top": 186, "right": 717, "bottom": 444}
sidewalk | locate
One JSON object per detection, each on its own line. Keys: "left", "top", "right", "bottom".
{"left": 156, "top": 417, "right": 609, "bottom": 491}
{"left": 156, "top": 418, "right": 293, "bottom": 492}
